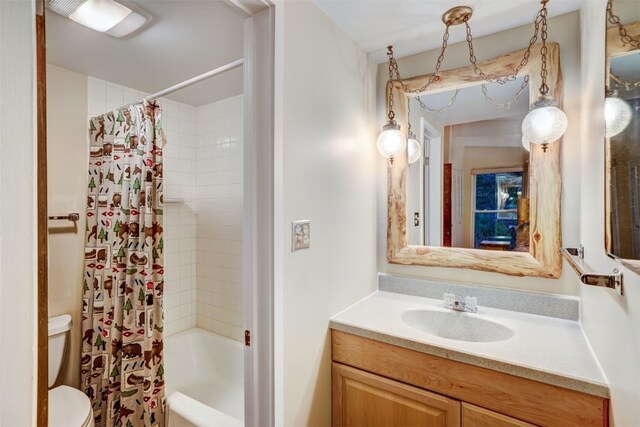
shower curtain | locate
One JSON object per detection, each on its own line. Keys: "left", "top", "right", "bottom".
{"left": 81, "top": 100, "right": 166, "bottom": 427}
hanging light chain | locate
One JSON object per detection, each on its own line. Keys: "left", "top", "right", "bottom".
{"left": 481, "top": 75, "right": 529, "bottom": 109}
{"left": 463, "top": 2, "right": 546, "bottom": 85}
{"left": 607, "top": 0, "right": 640, "bottom": 50}
{"left": 538, "top": 0, "right": 549, "bottom": 95}
{"left": 386, "top": 47, "right": 397, "bottom": 122}
{"left": 415, "top": 89, "right": 461, "bottom": 113}
{"left": 387, "top": 24, "right": 451, "bottom": 96}
{"left": 385, "top": 0, "right": 553, "bottom": 117}
{"left": 415, "top": 22, "right": 451, "bottom": 93}
{"left": 407, "top": 97, "right": 414, "bottom": 138}
{"left": 610, "top": 72, "right": 640, "bottom": 92}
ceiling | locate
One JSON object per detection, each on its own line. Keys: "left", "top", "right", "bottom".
{"left": 312, "top": 0, "right": 582, "bottom": 63}
{"left": 46, "top": 0, "right": 245, "bottom": 106}
{"left": 416, "top": 76, "right": 529, "bottom": 126}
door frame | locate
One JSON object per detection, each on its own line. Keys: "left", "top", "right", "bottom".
{"left": 35, "top": 0, "right": 277, "bottom": 425}
{"left": 420, "top": 118, "right": 442, "bottom": 247}
{"left": 243, "top": 3, "right": 276, "bottom": 426}
{"left": 35, "top": 1, "right": 49, "bottom": 425}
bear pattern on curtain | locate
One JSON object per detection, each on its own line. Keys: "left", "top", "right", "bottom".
{"left": 81, "top": 100, "right": 166, "bottom": 427}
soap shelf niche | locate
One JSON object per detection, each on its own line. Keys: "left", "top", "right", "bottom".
{"left": 562, "top": 246, "right": 624, "bottom": 296}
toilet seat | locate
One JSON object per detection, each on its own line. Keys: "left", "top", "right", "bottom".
{"left": 49, "top": 385, "right": 94, "bottom": 427}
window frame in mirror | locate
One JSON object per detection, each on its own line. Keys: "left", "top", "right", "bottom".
{"left": 605, "top": 22, "right": 640, "bottom": 274}
{"left": 386, "top": 44, "right": 563, "bottom": 278}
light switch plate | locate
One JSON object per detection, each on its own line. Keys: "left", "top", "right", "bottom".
{"left": 292, "top": 220, "right": 310, "bottom": 251}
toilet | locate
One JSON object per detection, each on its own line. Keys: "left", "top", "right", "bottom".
{"left": 48, "top": 314, "right": 94, "bottom": 427}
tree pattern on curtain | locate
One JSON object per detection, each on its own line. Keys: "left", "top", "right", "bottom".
{"left": 82, "top": 100, "right": 166, "bottom": 427}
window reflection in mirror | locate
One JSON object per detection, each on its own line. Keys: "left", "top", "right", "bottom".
{"left": 406, "top": 77, "right": 530, "bottom": 252}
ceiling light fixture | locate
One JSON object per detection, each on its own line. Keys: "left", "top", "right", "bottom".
{"left": 47, "top": 0, "right": 151, "bottom": 37}
{"left": 380, "top": 0, "right": 567, "bottom": 161}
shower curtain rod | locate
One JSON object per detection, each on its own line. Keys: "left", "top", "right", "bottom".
{"left": 143, "top": 58, "right": 244, "bottom": 101}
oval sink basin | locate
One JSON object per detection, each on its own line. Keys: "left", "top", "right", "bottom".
{"left": 401, "top": 309, "right": 514, "bottom": 343}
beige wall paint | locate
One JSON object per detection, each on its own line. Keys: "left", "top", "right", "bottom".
{"left": 274, "top": 0, "right": 378, "bottom": 425}
{"left": 0, "top": 1, "right": 37, "bottom": 424}
{"left": 579, "top": 1, "right": 640, "bottom": 425}
{"left": 377, "top": 12, "right": 583, "bottom": 295}
{"left": 46, "top": 64, "right": 88, "bottom": 388}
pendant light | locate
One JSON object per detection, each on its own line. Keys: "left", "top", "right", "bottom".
{"left": 604, "top": 91, "right": 632, "bottom": 138}
{"left": 521, "top": 0, "right": 567, "bottom": 152}
{"left": 378, "top": 47, "right": 407, "bottom": 162}
{"left": 407, "top": 138, "right": 422, "bottom": 164}
{"left": 376, "top": 120, "right": 406, "bottom": 161}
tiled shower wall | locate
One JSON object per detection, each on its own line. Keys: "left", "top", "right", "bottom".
{"left": 88, "top": 77, "right": 198, "bottom": 337}
{"left": 195, "top": 95, "right": 244, "bottom": 342}
{"left": 88, "top": 78, "right": 243, "bottom": 341}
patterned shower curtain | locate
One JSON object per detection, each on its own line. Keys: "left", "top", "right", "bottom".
{"left": 81, "top": 100, "right": 166, "bottom": 427}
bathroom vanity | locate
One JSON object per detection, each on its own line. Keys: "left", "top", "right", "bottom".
{"left": 330, "top": 278, "right": 609, "bottom": 427}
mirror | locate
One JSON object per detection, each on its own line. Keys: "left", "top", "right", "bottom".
{"left": 406, "top": 78, "right": 531, "bottom": 253}
{"left": 387, "top": 45, "right": 562, "bottom": 278}
{"left": 605, "top": 1, "right": 640, "bottom": 273}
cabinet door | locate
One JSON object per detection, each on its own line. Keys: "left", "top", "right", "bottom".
{"left": 462, "top": 403, "right": 537, "bottom": 427}
{"left": 332, "top": 363, "right": 461, "bottom": 427}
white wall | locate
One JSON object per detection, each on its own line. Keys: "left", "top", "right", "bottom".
{"left": 579, "top": 1, "right": 640, "bottom": 425}
{"left": 195, "top": 95, "right": 244, "bottom": 341}
{"left": 274, "top": 0, "right": 378, "bottom": 425}
{"left": 0, "top": 1, "right": 36, "bottom": 425}
{"left": 377, "top": 12, "right": 583, "bottom": 295}
{"left": 47, "top": 64, "right": 87, "bottom": 388}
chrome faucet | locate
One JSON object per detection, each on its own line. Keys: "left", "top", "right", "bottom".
{"left": 443, "top": 293, "right": 478, "bottom": 313}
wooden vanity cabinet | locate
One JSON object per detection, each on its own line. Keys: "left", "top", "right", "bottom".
{"left": 331, "top": 330, "right": 609, "bottom": 427}
{"left": 333, "top": 363, "right": 460, "bottom": 427}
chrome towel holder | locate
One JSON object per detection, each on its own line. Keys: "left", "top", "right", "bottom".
{"left": 48, "top": 213, "right": 80, "bottom": 221}
{"left": 561, "top": 246, "right": 623, "bottom": 296}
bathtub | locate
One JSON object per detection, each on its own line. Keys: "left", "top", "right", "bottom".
{"left": 165, "top": 328, "right": 244, "bottom": 427}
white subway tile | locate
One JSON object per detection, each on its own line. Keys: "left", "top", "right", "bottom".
{"left": 88, "top": 77, "right": 106, "bottom": 100}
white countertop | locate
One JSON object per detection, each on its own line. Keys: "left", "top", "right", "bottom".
{"left": 330, "top": 291, "right": 609, "bottom": 398}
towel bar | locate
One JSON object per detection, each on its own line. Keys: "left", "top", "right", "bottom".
{"left": 48, "top": 213, "right": 80, "bottom": 221}
{"left": 561, "top": 246, "right": 623, "bottom": 296}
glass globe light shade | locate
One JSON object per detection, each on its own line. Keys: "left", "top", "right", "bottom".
{"left": 377, "top": 121, "right": 406, "bottom": 160}
{"left": 407, "top": 137, "right": 421, "bottom": 164}
{"left": 521, "top": 136, "right": 531, "bottom": 152}
{"left": 521, "top": 96, "right": 568, "bottom": 146}
{"left": 604, "top": 95, "right": 632, "bottom": 138}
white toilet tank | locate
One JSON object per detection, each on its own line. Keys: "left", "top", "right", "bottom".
{"left": 48, "top": 314, "right": 73, "bottom": 388}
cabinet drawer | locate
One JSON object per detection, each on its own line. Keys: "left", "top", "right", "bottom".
{"left": 333, "top": 363, "right": 460, "bottom": 427}
{"left": 462, "top": 403, "right": 537, "bottom": 427}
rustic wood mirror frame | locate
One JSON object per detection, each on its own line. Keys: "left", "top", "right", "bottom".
{"left": 387, "top": 43, "right": 563, "bottom": 278}
{"left": 605, "top": 22, "right": 640, "bottom": 274}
